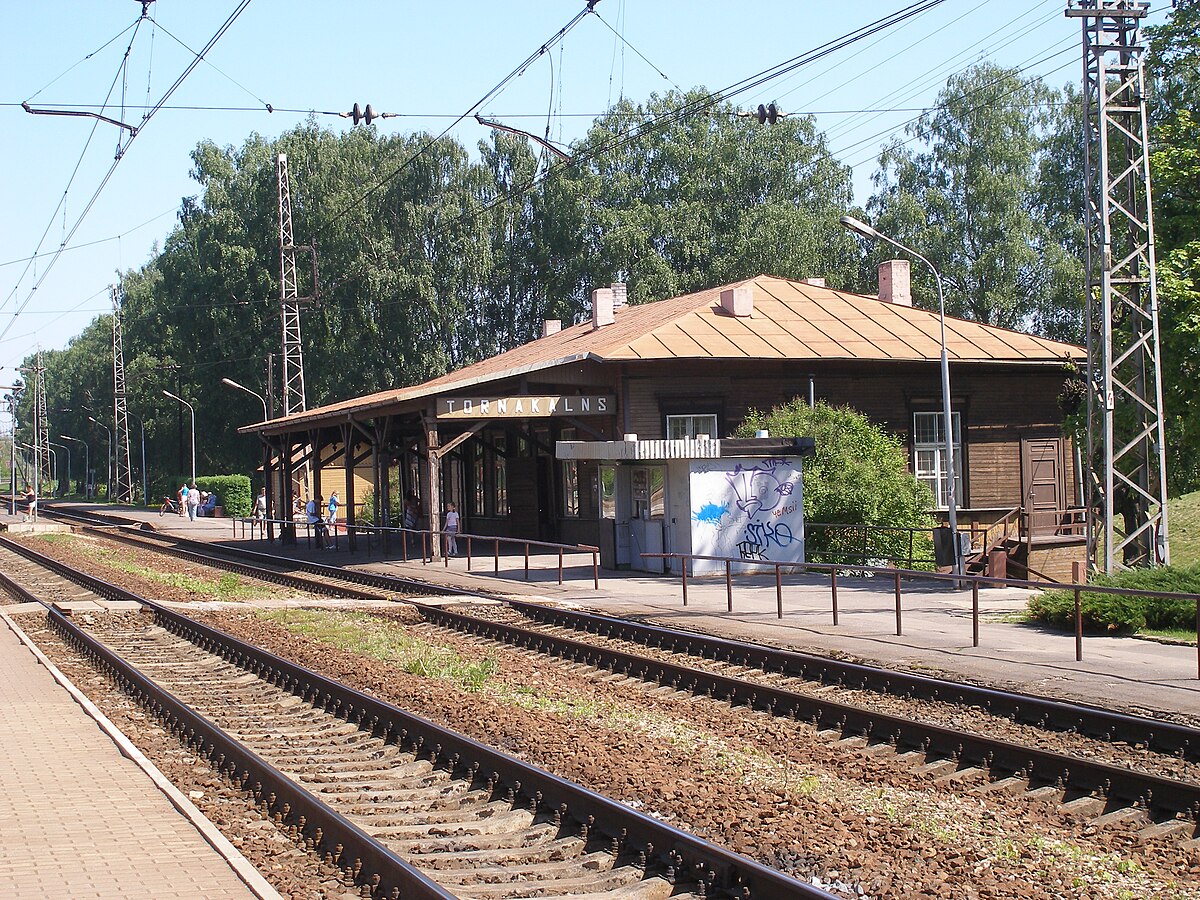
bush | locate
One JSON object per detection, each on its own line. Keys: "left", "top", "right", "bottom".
{"left": 737, "top": 399, "right": 937, "bottom": 567}
{"left": 196, "top": 475, "right": 252, "bottom": 517}
{"left": 147, "top": 474, "right": 252, "bottom": 516}
{"left": 1027, "top": 564, "right": 1200, "bottom": 633}
{"left": 357, "top": 470, "right": 402, "bottom": 526}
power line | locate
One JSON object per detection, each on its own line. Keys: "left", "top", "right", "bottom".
{"left": 0, "top": 0, "right": 256, "bottom": 346}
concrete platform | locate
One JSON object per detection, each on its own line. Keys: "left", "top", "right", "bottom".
{"left": 36, "top": 501, "right": 1200, "bottom": 721}
{"left": 0, "top": 609, "right": 279, "bottom": 899}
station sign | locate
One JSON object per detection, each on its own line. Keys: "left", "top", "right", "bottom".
{"left": 437, "top": 394, "right": 614, "bottom": 419}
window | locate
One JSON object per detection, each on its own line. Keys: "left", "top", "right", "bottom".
{"left": 667, "top": 413, "right": 718, "bottom": 440}
{"left": 493, "top": 436, "right": 509, "bottom": 515}
{"left": 472, "top": 448, "right": 485, "bottom": 516}
{"left": 600, "top": 466, "right": 616, "bottom": 518}
{"left": 913, "top": 411, "right": 963, "bottom": 508}
{"left": 561, "top": 428, "right": 580, "bottom": 516}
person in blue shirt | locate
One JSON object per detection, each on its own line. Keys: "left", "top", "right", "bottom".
{"left": 326, "top": 491, "right": 340, "bottom": 544}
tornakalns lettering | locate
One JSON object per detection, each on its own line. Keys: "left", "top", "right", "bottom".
{"left": 437, "top": 395, "right": 613, "bottom": 419}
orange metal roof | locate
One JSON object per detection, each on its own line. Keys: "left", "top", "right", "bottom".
{"left": 252, "top": 275, "right": 1083, "bottom": 431}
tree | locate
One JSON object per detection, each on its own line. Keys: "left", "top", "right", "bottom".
{"left": 737, "top": 399, "right": 935, "bottom": 566}
{"left": 1147, "top": 2, "right": 1200, "bottom": 493}
{"left": 867, "top": 64, "right": 1082, "bottom": 340}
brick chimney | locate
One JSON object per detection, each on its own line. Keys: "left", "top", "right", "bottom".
{"left": 719, "top": 285, "right": 753, "bottom": 317}
{"left": 878, "top": 259, "right": 911, "bottom": 306}
{"left": 541, "top": 319, "right": 561, "bottom": 337}
{"left": 611, "top": 282, "right": 628, "bottom": 310}
{"left": 591, "top": 287, "right": 615, "bottom": 329}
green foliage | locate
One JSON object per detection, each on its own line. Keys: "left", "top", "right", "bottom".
{"left": 356, "top": 469, "right": 402, "bottom": 526}
{"left": 196, "top": 475, "right": 252, "bottom": 517}
{"left": 737, "top": 400, "right": 936, "bottom": 566}
{"left": 867, "top": 64, "right": 1082, "bottom": 341}
{"left": 1028, "top": 564, "right": 1200, "bottom": 634}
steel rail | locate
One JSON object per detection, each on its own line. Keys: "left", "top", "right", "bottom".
{"left": 0, "top": 534, "right": 827, "bottom": 899}
{"left": 30, "top": 506, "right": 1200, "bottom": 760}
{"left": 417, "top": 605, "right": 1200, "bottom": 831}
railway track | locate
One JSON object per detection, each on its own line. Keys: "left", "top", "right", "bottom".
{"left": 0, "top": 536, "right": 825, "bottom": 900}
{"left": 17, "top": 510, "right": 1200, "bottom": 842}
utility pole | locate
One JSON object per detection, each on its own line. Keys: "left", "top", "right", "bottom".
{"left": 1067, "top": 1, "right": 1169, "bottom": 571}
{"left": 111, "top": 285, "right": 134, "bottom": 502}
{"left": 33, "top": 352, "right": 49, "bottom": 501}
{"left": 277, "top": 153, "right": 317, "bottom": 533}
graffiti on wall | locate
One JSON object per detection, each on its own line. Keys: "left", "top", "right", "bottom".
{"left": 689, "top": 457, "right": 804, "bottom": 572}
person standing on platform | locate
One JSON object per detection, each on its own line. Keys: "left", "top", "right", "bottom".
{"left": 327, "top": 491, "right": 340, "bottom": 540}
{"left": 178, "top": 483, "right": 188, "bottom": 517}
{"left": 186, "top": 483, "right": 200, "bottom": 521}
{"left": 443, "top": 502, "right": 459, "bottom": 557}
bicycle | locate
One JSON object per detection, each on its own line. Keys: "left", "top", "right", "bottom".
{"left": 159, "top": 496, "right": 181, "bottom": 516}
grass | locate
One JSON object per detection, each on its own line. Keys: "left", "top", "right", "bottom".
{"left": 1168, "top": 489, "right": 1200, "bottom": 567}
{"left": 260, "top": 608, "right": 498, "bottom": 691}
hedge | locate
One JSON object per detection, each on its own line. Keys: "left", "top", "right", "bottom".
{"left": 148, "top": 474, "right": 252, "bottom": 517}
{"left": 1027, "top": 564, "right": 1200, "bottom": 633}
{"left": 196, "top": 475, "right": 252, "bottom": 517}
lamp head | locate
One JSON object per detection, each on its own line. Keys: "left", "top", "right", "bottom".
{"left": 221, "top": 377, "right": 238, "bottom": 388}
{"left": 840, "top": 215, "right": 881, "bottom": 241}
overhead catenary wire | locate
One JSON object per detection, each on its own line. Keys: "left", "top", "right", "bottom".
{"left": 0, "top": 0, "right": 257, "bottom": 347}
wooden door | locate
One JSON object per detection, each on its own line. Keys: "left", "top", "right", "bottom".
{"left": 1021, "top": 438, "right": 1063, "bottom": 537}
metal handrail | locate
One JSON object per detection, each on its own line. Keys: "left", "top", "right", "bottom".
{"left": 640, "top": 551, "right": 1200, "bottom": 677}
{"left": 233, "top": 516, "right": 601, "bottom": 589}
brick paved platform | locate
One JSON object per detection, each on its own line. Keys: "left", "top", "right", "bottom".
{"left": 0, "top": 610, "right": 278, "bottom": 899}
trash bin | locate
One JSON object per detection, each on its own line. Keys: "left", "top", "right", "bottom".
{"left": 933, "top": 526, "right": 955, "bottom": 567}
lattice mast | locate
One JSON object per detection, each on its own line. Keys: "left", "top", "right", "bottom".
{"left": 1067, "top": 1, "right": 1169, "bottom": 571}
{"left": 277, "top": 152, "right": 311, "bottom": 417}
{"left": 111, "top": 284, "right": 134, "bottom": 502}
{"left": 33, "top": 350, "right": 50, "bottom": 493}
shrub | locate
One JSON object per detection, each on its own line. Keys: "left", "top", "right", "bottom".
{"left": 357, "top": 470, "right": 402, "bottom": 526}
{"left": 737, "top": 399, "right": 937, "bottom": 567}
{"left": 196, "top": 475, "right": 252, "bottom": 517}
{"left": 1027, "top": 564, "right": 1200, "bottom": 633}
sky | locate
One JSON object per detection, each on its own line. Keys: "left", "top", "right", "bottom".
{"left": 0, "top": 0, "right": 1175, "bottom": 386}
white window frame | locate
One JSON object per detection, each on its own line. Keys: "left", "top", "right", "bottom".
{"left": 913, "top": 411, "right": 963, "bottom": 509}
{"left": 666, "top": 413, "right": 718, "bottom": 440}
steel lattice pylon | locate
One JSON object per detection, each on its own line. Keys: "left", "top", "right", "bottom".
{"left": 32, "top": 351, "right": 50, "bottom": 496}
{"left": 1068, "top": 1, "right": 1169, "bottom": 571}
{"left": 111, "top": 285, "right": 134, "bottom": 502}
{"left": 278, "top": 152, "right": 315, "bottom": 417}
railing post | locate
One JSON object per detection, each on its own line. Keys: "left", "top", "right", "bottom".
{"left": 972, "top": 578, "right": 980, "bottom": 648}
{"left": 1073, "top": 560, "right": 1083, "bottom": 662}
{"left": 894, "top": 571, "right": 902, "bottom": 636}
{"left": 402, "top": 528, "right": 409, "bottom": 563}
{"left": 831, "top": 568, "right": 838, "bottom": 625}
{"left": 592, "top": 550, "right": 599, "bottom": 590}
{"left": 494, "top": 539, "right": 500, "bottom": 574}
{"left": 725, "top": 560, "right": 733, "bottom": 612}
{"left": 524, "top": 543, "right": 530, "bottom": 581}
{"left": 558, "top": 548, "right": 564, "bottom": 585}
{"left": 444, "top": 533, "right": 449, "bottom": 567}
{"left": 775, "top": 564, "right": 783, "bottom": 619}
{"left": 682, "top": 559, "right": 689, "bottom": 606}
{"left": 1195, "top": 598, "right": 1199, "bottom": 680}
{"left": 466, "top": 535, "right": 472, "bottom": 571}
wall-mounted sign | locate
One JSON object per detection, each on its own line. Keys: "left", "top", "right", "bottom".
{"left": 437, "top": 395, "right": 614, "bottom": 419}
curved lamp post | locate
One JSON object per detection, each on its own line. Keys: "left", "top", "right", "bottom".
{"left": 86, "top": 416, "right": 112, "bottom": 500}
{"left": 162, "top": 389, "right": 196, "bottom": 484}
{"left": 60, "top": 434, "right": 90, "bottom": 498}
{"left": 221, "top": 377, "right": 268, "bottom": 421}
{"left": 48, "top": 440, "right": 71, "bottom": 495}
{"left": 840, "top": 215, "right": 961, "bottom": 576}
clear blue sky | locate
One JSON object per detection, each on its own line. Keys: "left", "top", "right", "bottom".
{"left": 0, "top": 0, "right": 1172, "bottom": 383}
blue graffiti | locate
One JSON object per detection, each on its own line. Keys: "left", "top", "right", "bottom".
{"left": 743, "top": 520, "right": 794, "bottom": 551}
{"left": 693, "top": 502, "right": 728, "bottom": 525}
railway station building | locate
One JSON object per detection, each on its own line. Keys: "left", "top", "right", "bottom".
{"left": 244, "top": 265, "right": 1085, "bottom": 575}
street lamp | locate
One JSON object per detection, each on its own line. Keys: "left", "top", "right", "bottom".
{"left": 840, "top": 214, "right": 962, "bottom": 576}
{"left": 162, "top": 389, "right": 196, "bottom": 484}
{"left": 60, "top": 434, "right": 89, "bottom": 498}
{"left": 87, "top": 415, "right": 112, "bottom": 501}
{"left": 126, "top": 411, "right": 148, "bottom": 505}
{"left": 221, "top": 377, "right": 268, "bottom": 421}
{"left": 48, "top": 440, "right": 71, "bottom": 495}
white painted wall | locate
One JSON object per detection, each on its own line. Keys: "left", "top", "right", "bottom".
{"left": 688, "top": 457, "right": 805, "bottom": 575}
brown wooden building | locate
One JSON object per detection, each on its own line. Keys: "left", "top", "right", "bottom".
{"left": 245, "top": 267, "right": 1084, "bottom": 570}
